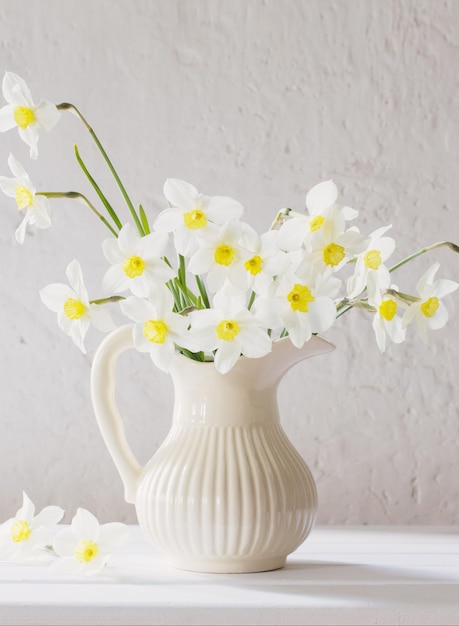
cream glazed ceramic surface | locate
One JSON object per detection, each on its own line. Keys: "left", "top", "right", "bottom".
{"left": 91, "top": 324, "right": 335, "bottom": 573}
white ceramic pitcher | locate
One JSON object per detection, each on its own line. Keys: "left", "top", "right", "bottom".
{"left": 91, "top": 324, "right": 334, "bottom": 573}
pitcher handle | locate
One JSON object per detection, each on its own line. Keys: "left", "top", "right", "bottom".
{"left": 91, "top": 324, "right": 142, "bottom": 504}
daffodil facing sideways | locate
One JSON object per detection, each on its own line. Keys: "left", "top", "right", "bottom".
{"left": 102, "top": 223, "right": 174, "bottom": 297}
{"left": 0, "top": 492, "right": 63, "bottom": 563}
{"left": 366, "top": 272, "right": 407, "bottom": 353}
{"left": 40, "top": 260, "right": 115, "bottom": 354}
{"left": 120, "top": 288, "right": 193, "bottom": 372}
{"left": 154, "top": 178, "right": 244, "bottom": 257}
{"left": 188, "top": 284, "right": 272, "bottom": 374}
{"left": 0, "top": 72, "right": 60, "bottom": 159}
{"left": 347, "top": 225, "right": 396, "bottom": 299}
{"left": 50, "top": 508, "right": 129, "bottom": 576}
{"left": 402, "top": 263, "right": 459, "bottom": 343}
{"left": 0, "top": 153, "right": 52, "bottom": 244}
{"left": 277, "top": 179, "right": 359, "bottom": 252}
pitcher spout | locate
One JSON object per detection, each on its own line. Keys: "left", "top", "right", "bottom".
{"left": 253, "top": 335, "right": 335, "bottom": 389}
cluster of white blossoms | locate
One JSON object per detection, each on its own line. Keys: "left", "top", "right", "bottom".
{"left": 0, "top": 493, "right": 128, "bottom": 576}
{"left": 1, "top": 71, "right": 458, "bottom": 373}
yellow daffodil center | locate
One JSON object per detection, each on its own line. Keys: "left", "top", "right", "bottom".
{"left": 183, "top": 209, "right": 207, "bottom": 230}
{"left": 11, "top": 520, "right": 32, "bottom": 543}
{"left": 15, "top": 185, "right": 34, "bottom": 210}
{"left": 63, "top": 298, "right": 86, "bottom": 320}
{"left": 216, "top": 319, "right": 240, "bottom": 341}
{"left": 74, "top": 539, "right": 99, "bottom": 563}
{"left": 143, "top": 320, "right": 168, "bottom": 344}
{"left": 122, "top": 256, "right": 145, "bottom": 278}
{"left": 287, "top": 283, "right": 315, "bottom": 313}
{"left": 364, "top": 249, "right": 382, "bottom": 270}
{"left": 244, "top": 255, "right": 263, "bottom": 276}
{"left": 310, "top": 215, "right": 326, "bottom": 232}
{"left": 323, "top": 243, "right": 346, "bottom": 267}
{"left": 13, "top": 105, "right": 36, "bottom": 129}
{"left": 421, "top": 296, "right": 439, "bottom": 318}
{"left": 215, "top": 244, "right": 235, "bottom": 266}
{"left": 379, "top": 299, "right": 397, "bottom": 321}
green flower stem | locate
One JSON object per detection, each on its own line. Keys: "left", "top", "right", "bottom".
{"left": 139, "top": 204, "right": 151, "bottom": 234}
{"left": 247, "top": 290, "right": 256, "bottom": 310}
{"left": 90, "top": 295, "right": 125, "bottom": 305}
{"left": 74, "top": 145, "right": 123, "bottom": 232}
{"left": 37, "top": 191, "right": 118, "bottom": 237}
{"left": 196, "top": 275, "right": 210, "bottom": 309}
{"left": 57, "top": 102, "right": 144, "bottom": 236}
{"left": 385, "top": 288, "right": 420, "bottom": 304}
{"left": 389, "top": 241, "right": 459, "bottom": 274}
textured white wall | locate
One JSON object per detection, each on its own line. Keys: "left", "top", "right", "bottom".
{"left": 0, "top": 0, "right": 458, "bottom": 525}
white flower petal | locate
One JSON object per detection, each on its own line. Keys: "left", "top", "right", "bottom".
{"left": 87, "top": 305, "right": 115, "bottom": 332}
{"left": 102, "top": 265, "right": 129, "bottom": 295}
{"left": 71, "top": 508, "right": 100, "bottom": 542}
{"left": 102, "top": 237, "right": 125, "bottom": 264}
{"left": 18, "top": 126, "right": 39, "bottom": 159}
{"left": 15, "top": 215, "right": 29, "bottom": 244}
{"left": 65, "top": 260, "right": 87, "bottom": 300}
{"left": 120, "top": 296, "right": 155, "bottom": 322}
{"left": 97, "top": 523, "right": 129, "bottom": 554}
{"left": 214, "top": 341, "right": 241, "bottom": 374}
{"left": 0, "top": 104, "right": 16, "bottom": 131}
{"left": 206, "top": 196, "right": 244, "bottom": 223}
{"left": 416, "top": 263, "right": 439, "bottom": 296}
{"left": 3, "top": 72, "right": 33, "bottom": 105}
{"left": 239, "top": 326, "right": 272, "bottom": 358}
{"left": 434, "top": 278, "right": 459, "bottom": 299}
{"left": 7, "top": 153, "right": 29, "bottom": 179}
{"left": 40, "top": 283, "right": 74, "bottom": 312}
{"left": 33, "top": 505, "right": 64, "bottom": 529}
{"left": 306, "top": 180, "right": 338, "bottom": 214}
{"left": 35, "top": 100, "right": 60, "bottom": 132}
{"left": 163, "top": 178, "right": 199, "bottom": 211}
{"left": 17, "top": 492, "right": 35, "bottom": 521}
{"left": 153, "top": 208, "right": 184, "bottom": 232}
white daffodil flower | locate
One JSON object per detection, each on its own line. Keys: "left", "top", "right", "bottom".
{"left": 120, "top": 288, "right": 192, "bottom": 372}
{"left": 154, "top": 178, "right": 244, "bottom": 257}
{"left": 40, "top": 260, "right": 115, "bottom": 354}
{"left": 402, "top": 263, "right": 459, "bottom": 343}
{"left": 243, "top": 230, "right": 290, "bottom": 296}
{"left": 253, "top": 268, "right": 340, "bottom": 347}
{"left": 0, "top": 492, "right": 63, "bottom": 563}
{"left": 188, "top": 284, "right": 272, "bottom": 374}
{"left": 102, "top": 223, "right": 174, "bottom": 297}
{"left": 277, "top": 180, "right": 359, "bottom": 251}
{"left": 367, "top": 274, "right": 406, "bottom": 353}
{"left": 188, "top": 219, "right": 253, "bottom": 293}
{"left": 347, "top": 225, "right": 396, "bottom": 299}
{"left": 50, "top": 508, "right": 129, "bottom": 576}
{"left": 301, "top": 215, "right": 369, "bottom": 273}
{"left": 0, "top": 72, "right": 60, "bottom": 159}
{"left": 0, "top": 153, "right": 52, "bottom": 244}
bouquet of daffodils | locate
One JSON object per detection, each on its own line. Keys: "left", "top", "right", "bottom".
{"left": 1, "top": 72, "right": 458, "bottom": 374}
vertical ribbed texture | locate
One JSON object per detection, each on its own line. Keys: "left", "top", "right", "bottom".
{"left": 136, "top": 423, "right": 317, "bottom": 566}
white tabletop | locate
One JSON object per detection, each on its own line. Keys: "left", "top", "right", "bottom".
{"left": 1, "top": 525, "right": 458, "bottom": 625}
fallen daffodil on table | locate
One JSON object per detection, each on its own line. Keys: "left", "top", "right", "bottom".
{"left": 1, "top": 70, "right": 458, "bottom": 368}
{"left": 0, "top": 492, "right": 63, "bottom": 563}
{"left": 50, "top": 508, "right": 129, "bottom": 576}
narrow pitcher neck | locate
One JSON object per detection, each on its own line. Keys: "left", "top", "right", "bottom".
{"left": 169, "top": 356, "right": 279, "bottom": 428}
